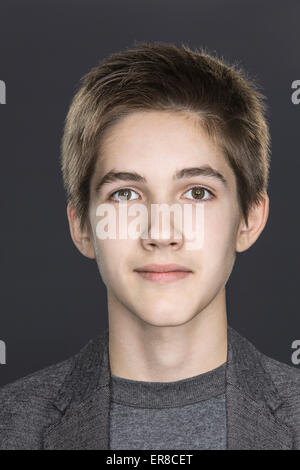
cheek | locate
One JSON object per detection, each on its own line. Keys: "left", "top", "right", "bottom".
{"left": 200, "top": 207, "right": 237, "bottom": 274}
{"left": 96, "top": 238, "right": 135, "bottom": 285}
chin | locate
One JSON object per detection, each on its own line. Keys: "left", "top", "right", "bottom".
{"left": 138, "top": 311, "right": 192, "bottom": 327}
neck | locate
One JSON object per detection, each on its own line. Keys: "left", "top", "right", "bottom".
{"left": 108, "top": 293, "right": 228, "bottom": 383}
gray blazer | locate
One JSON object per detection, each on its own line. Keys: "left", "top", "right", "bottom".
{"left": 0, "top": 325, "right": 300, "bottom": 450}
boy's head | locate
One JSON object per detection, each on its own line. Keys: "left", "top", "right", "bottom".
{"left": 62, "top": 42, "right": 270, "bottom": 327}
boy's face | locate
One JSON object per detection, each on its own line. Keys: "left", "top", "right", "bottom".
{"left": 71, "top": 110, "right": 265, "bottom": 326}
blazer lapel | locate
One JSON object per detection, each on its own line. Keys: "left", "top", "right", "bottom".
{"left": 226, "top": 326, "right": 294, "bottom": 449}
{"left": 43, "top": 328, "right": 111, "bottom": 450}
{"left": 43, "top": 324, "right": 294, "bottom": 450}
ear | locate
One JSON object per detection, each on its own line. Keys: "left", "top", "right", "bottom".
{"left": 236, "top": 192, "right": 269, "bottom": 253}
{"left": 66, "top": 202, "right": 95, "bottom": 259}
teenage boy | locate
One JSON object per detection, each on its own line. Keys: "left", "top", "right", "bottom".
{"left": 0, "top": 42, "right": 299, "bottom": 450}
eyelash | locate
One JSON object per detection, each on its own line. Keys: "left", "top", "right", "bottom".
{"left": 108, "top": 186, "right": 215, "bottom": 203}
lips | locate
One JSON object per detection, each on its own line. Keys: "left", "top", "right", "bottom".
{"left": 134, "top": 264, "right": 192, "bottom": 273}
{"left": 134, "top": 265, "right": 192, "bottom": 284}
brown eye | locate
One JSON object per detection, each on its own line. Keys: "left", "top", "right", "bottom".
{"left": 109, "top": 188, "right": 139, "bottom": 202}
{"left": 184, "top": 186, "right": 214, "bottom": 202}
{"left": 192, "top": 187, "right": 205, "bottom": 199}
{"left": 118, "top": 189, "right": 131, "bottom": 200}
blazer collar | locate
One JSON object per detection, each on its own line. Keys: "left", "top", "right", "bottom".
{"left": 43, "top": 324, "right": 294, "bottom": 450}
{"left": 225, "top": 326, "right": 293, "bottom": 449}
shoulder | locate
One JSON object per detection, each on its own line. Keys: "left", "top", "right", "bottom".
{"left": 261, "top": 353, "right": 300, "bottom": 412}
{"left": 229, "top": 327, "right": 300, "bottom": 418}
{"left": 258, "top": 346, "right": 300, "bottom": 446}
{"left": 0, "top": 347, "right": 79, "bottom": 449}
{"left": 0, "top": 329, "right": 109, "bottom": 450}
{"left": 229, "top": 326, "right": 300, "bottom": 397}
{"left": 259, "top": 349, "right": 300, "bottom": 398}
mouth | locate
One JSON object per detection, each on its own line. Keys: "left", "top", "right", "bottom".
{"left": 134, "top": 264, "right": 193, "bottom": 283}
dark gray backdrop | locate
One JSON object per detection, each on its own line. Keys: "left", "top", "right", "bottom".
{"left": 1, "top": 0, "right": 299, "bottom": 386}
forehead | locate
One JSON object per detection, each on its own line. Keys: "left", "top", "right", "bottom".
{"left": 93, "top": 110, "right": 235, "bottom": 186}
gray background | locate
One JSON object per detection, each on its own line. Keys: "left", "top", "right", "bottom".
{"left": 0, "top": 0, "right": 299, "bottom": 386}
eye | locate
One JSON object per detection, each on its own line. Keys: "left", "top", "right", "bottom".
{"left": 109, "top": 188, "right": 140, "bottom": 202}
{"left": 108, "top": 186, "right": 215, "bottom": 203}
{"left": 183, "top": 186, "right": 215, "bottom": 202}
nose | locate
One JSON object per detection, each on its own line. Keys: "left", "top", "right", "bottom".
{"left": 140, "top": 204, "right": 184, "bottom": 251}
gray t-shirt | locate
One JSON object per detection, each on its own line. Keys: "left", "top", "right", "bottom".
{"left": 109, "top": 361, "right": 227, "bottom": 450}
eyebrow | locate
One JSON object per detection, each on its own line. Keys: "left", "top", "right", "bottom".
{"left": 94, "top": 165, "right": 228, "bottom": 194}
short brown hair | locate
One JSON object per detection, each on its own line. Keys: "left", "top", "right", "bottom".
{"left": 61, "top": 41, "right": 270, "bottom": 231}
